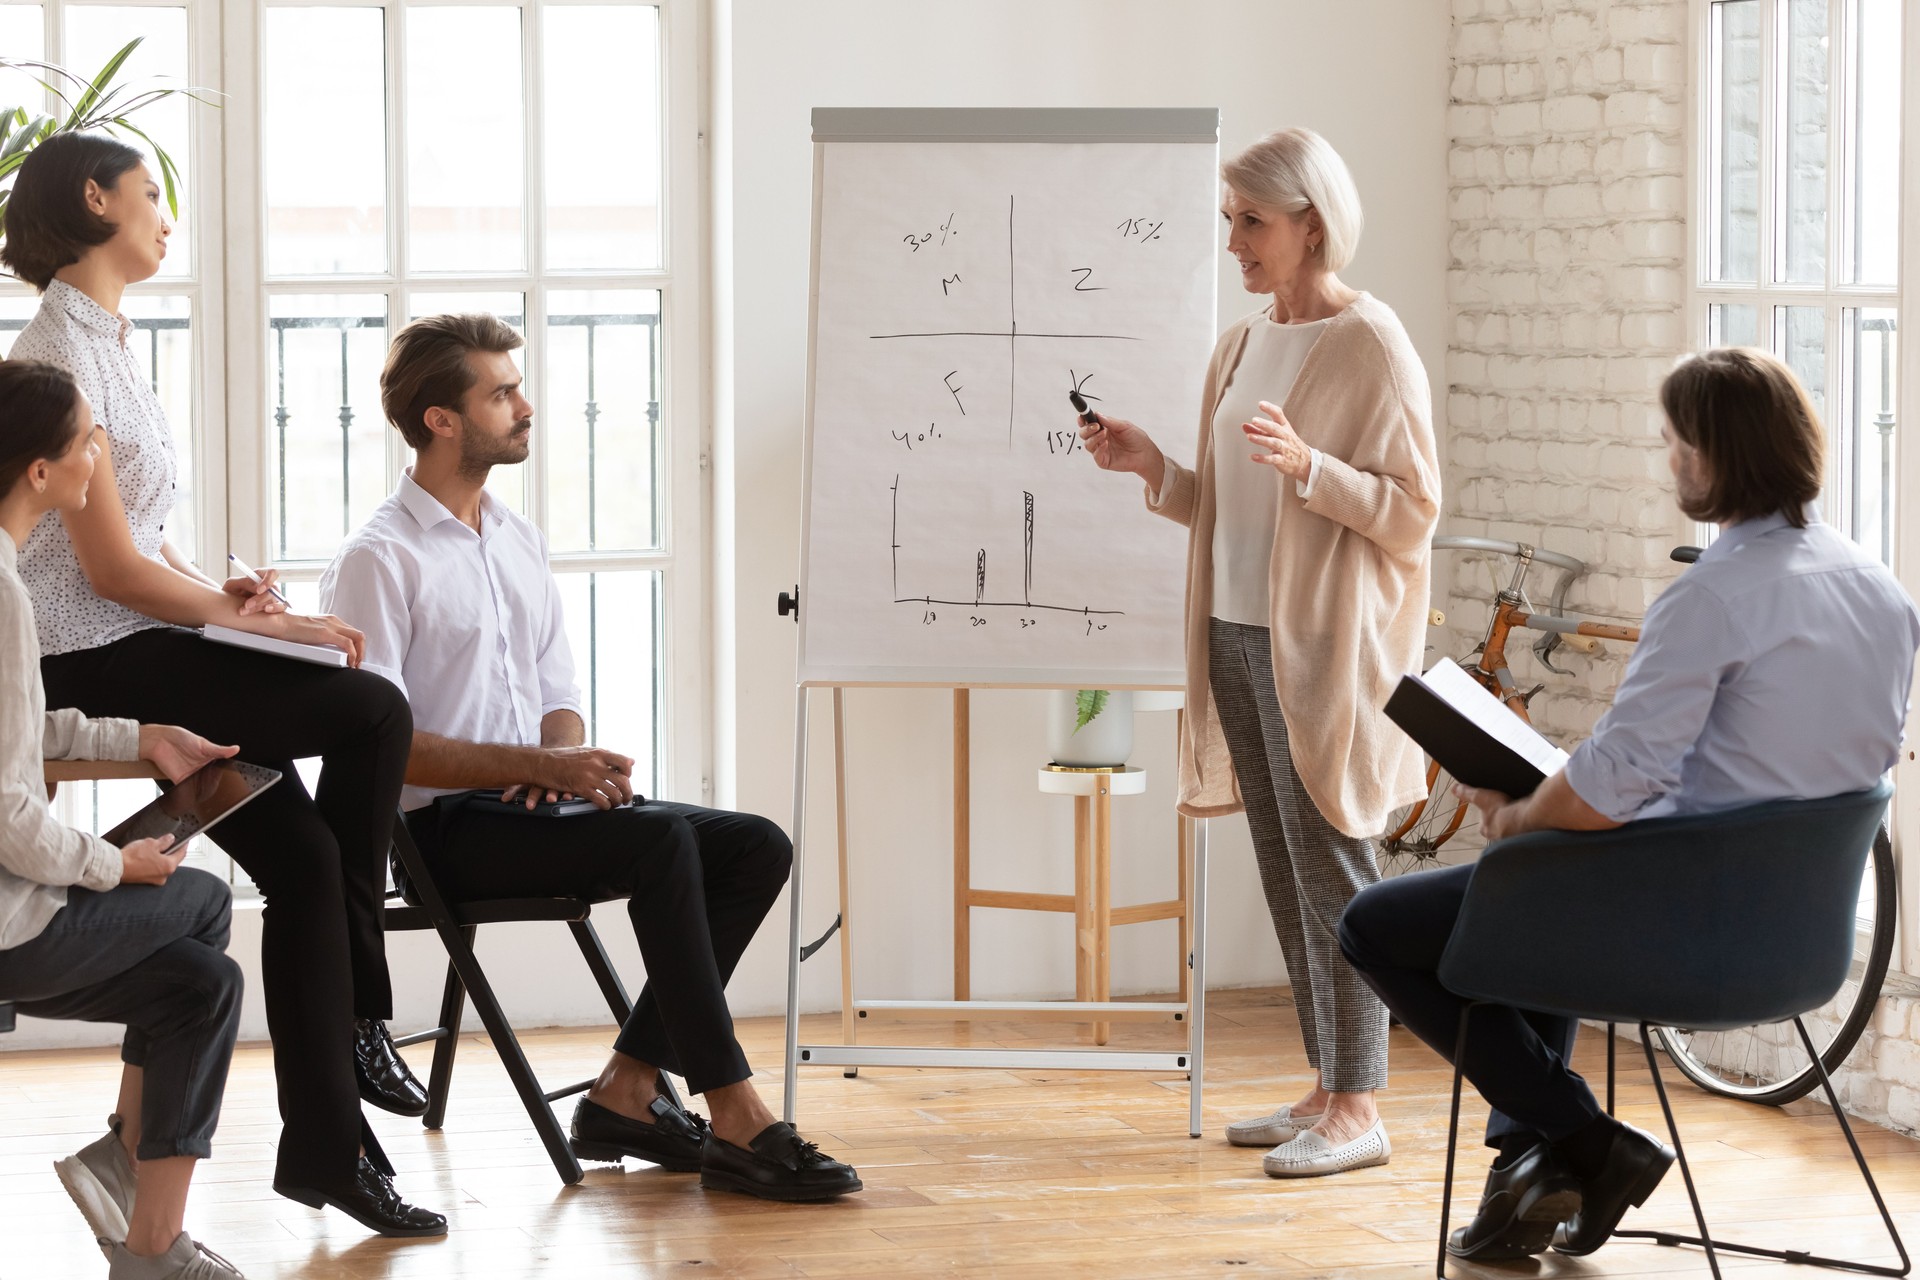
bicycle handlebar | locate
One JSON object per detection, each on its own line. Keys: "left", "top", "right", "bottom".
{"left": 1431, "top": 535, "right": 1589, "bottom": 575}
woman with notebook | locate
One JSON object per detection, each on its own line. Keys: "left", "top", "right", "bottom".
{"left": 0, "top": 132, "right": 444, "bottom": 1238}
{"left": 0, "top": 359, "right": 247, "bottom": 1278}
{"left": 1076, "top": 128, "right": 1440, "bottom": 1178}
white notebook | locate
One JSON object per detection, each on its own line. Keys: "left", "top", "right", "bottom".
{"left": 202, "top": 623, "right": 350, "bottom": 668}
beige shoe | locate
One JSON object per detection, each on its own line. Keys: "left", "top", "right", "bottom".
{"left": 1224, "top": 1105, "right": 1325, "bottom": 1147}
{"left": 54, "top": 1116, "right": 136, "bottom": 1255}
{"left": 1261, "top": 1120, "right": 1391, "bottom": 1178}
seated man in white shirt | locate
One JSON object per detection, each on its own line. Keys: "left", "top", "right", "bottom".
{"left": 320, "top": 314, "right": 860, "bottom": 1202}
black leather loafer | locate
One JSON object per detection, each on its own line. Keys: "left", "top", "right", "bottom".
{"left": 1446, "top": 1142, "right": 1584, "bottom": 1261}
{"left": 700, "top": 1121, "right": 862, "bottom": 1202}
{"left": 1551, "top": 1122, "right": 1676, "bottom": 1255}
{"left": 569, "top": 1093, "right": 709, "bottom": 1172}
{"left": 275, "top": 1157, "right": 448, "bottom": 1238}
{"left": 353, "top": 1018, "right": 430, "bottom": 1117}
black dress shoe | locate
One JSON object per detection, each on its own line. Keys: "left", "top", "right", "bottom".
{"left": 353, "top": 1018, "right": 429, "bottom": 1117}
{"left": 1446, "top": 1143, "right": 1584, "bottom": 1261}
{"left": 275, "top": 1157, "right": 448, "bottom": 1238}
{"left": 1551, "top": 1122, "right": 1676, "bottom": 1255}
{"left": 700, "top": 1121, "right": 863, "bottom": 1202}
{"left": 570, "top": 1093, "right": 709, "bottom": 1172}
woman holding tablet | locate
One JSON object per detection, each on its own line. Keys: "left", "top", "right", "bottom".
{"left": 1079, "top": 128, "right": 1439, "bottom": 1177}
{"left": 0, "top": 359, "right": 247, "bottom": 1278}
{"left": 0, "top": 133, "right": 443, "bottom": 1236}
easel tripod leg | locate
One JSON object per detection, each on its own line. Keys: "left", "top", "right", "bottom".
{"left": 784, "top": 685, "right": 811, "bottom": 1125}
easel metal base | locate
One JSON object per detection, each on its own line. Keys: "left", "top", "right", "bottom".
{"left": 796, "top": 1044, "right": 1192, "bottom": 1072}
{"left": 855, "top": 998, "right": 1186, "bottom": 1023}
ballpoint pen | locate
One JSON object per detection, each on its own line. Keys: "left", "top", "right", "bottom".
{"left": 227, "top": 552, "right": 292, "bottom": 608}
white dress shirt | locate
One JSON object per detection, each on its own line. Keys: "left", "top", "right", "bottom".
{"left": 12, "top": 281, "right": 177, "bottom": 656}
{"left": 318, "top": 470, "right": 584, "bottom": 811}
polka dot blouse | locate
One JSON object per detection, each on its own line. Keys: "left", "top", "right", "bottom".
{"left": 13, "top": 281, "right": 177, "bottom": 657}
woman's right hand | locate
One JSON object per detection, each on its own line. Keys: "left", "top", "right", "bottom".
{"left": 256, "top": 610, "right": 367, "bottom": 667}
{"left": 120, "top": 834, "right": 186, "bottom": 885}
{"left": 1078, "top": 412, "right": 1166, "bottom": 493}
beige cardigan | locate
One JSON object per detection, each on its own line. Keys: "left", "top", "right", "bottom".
{"left": 1149, "top": 293, "right": 1440, "bottom": 838}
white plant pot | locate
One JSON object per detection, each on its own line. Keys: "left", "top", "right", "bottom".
{"left": 1047, "top": 690, "right": 1134, "bottom": 768}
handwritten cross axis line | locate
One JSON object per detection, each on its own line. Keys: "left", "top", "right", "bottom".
{"left": 874, "top": 194, "right": 1146, "bottom": 446}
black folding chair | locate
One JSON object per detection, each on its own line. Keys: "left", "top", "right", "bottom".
{"left": 384, "top": 813, "right": 637, "bottom": 1185}
{"left": 1433, "top": 782, "right": 1908, "bottom": 1278}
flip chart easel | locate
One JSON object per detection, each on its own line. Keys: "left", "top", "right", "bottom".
{"left": 783, "top": 108, "right": 1220, "bottom": 1138}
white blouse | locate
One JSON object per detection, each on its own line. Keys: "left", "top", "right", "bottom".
{"left": 12, "top": 281, "right": 178, "bottom": 657}
{"left": 1207, "top": 313, "right": 1330, "bottom": 626}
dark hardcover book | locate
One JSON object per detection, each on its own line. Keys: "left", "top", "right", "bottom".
{"left": 1384, "top": 661, "right": 1569, "bottom": 798}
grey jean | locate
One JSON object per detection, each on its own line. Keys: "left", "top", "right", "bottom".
{"left": 0, "top": 867, "right": 241, "bottom": 1160}
{"left": 1208, "top": 618, "right": 1390, "bottom": 1092}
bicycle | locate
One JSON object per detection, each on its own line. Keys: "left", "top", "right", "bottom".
{"left": 1382, "top": 534, "right": 1895, "bottom": 1107}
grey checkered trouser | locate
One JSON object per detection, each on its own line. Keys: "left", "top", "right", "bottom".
{"left": 1208, "top": 618, "right": 1389, "bottom": 1092}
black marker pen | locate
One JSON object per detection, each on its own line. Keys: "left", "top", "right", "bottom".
{"left": 1069, "top": 389, "right": 1103, "bottom": 431}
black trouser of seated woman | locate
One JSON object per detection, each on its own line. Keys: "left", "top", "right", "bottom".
{"left": 42, "top": 626, "right": 412, "bottom": 1190}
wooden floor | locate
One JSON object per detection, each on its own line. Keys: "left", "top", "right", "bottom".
{"left": 3, "top": 987, "right": 1914, "bottom": 1278}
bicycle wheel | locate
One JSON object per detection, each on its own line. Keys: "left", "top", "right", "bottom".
{"left": 1379, "top": 757, "right": 1476, "bottom": 877}
{"left": 1654, "top": 823, "right": 1894, "bottom": 1106}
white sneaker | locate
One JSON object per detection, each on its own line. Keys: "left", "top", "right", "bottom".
{"left": 1225, "top": 1105, "right": 1325, "bottom": 1147}
{"left": 54, "top": 1117, "right": 136, "bottom": 1254}
{"left": 1261, "top": 1119, "right": 1391, "bottom": 1178}
{"left": 106, "top": 1232, "right": 246, "bottom": 1280}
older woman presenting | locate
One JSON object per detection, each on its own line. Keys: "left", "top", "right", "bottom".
{"left": 1080, "top": 128, "right": 1439, "bottom": 1178}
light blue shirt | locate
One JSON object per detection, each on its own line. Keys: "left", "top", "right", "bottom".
{"left": 1563, "top": 511, "right": 1920, "bottom": 823}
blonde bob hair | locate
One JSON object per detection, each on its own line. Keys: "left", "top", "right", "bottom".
{"left": 1221, "top": 128, "right": 1364, "bottom": 272}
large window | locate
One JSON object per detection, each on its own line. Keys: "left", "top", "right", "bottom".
{"left": 1695, "top": 0, "right": 1917, "bottom": 967}
{"left": 1, "top": 0, "right": 706, "bottom": 881}
{"left": 1697, "top": 0, "right": 1902, "bottom": 558}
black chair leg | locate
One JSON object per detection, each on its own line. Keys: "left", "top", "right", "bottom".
{"left": 1612, "top": 1018, "right": 1911, "bottom": 1276}
{"left": 568, "top": 918, "right": 634, "bottom": 1025}
{"left": 1436, "top": 1003, "right": 1477, "bottom": 1278}
{"left": 1636, "top": 1023, "right": 1723, "bottom": 1278}
{"left": 423, "top": 949, "right": 470, "bottom": 1130}
{"left": 431, "top": 920, "right": 585, "bottom": 1185}
{"left": 1606, "top": 1021, "right": 1616, "bottom": 1115}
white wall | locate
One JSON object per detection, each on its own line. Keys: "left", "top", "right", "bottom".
{"left": 720, "top": 0, "right": 1451, "bottom": 1019}
{"left": 7, "top": 0, "right": 1450, "bottom": 1053}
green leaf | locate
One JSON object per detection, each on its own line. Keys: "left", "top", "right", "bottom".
{"left": 65, "top": 38, "right": 143, "bottom": 131}
{"left": 0, "top": 113, "right": 53, "bottom": 163}
{"left": 107, "top": 117, "right": 179, "bottom": 217}
{"left": 1072, "top": 689, "right": 1110, "bottom": 735}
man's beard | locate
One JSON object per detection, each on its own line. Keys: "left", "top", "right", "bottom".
{"left": 458, "top": 416, "right": 532, "bottom": 479}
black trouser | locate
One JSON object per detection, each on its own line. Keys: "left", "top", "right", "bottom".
{"left": 42, "top": 627, "right": 412, "bottom": 1187}
{"left": 404, "top": 799, "right": 792, "bottom": 1096}
{"left": 0, "top": 869, "right": 240, "bottom": 1161}
{"left": 1337, "top": 863, "right": 1600, "bottom": 1151}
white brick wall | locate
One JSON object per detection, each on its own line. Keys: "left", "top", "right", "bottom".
{"left": 1444, "top": 0, "right": 1913, "bottom": 1136}
{"left": 1444, "top": 0, "right": 1688, "bottom": 753}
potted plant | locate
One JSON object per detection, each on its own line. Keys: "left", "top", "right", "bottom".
{"left": 1046, "top": 688, "right": 1134, "bottom": 769}
{"left": 1, "top": 38, "right": 211, "bottom": 236}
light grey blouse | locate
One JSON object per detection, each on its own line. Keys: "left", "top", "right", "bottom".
{"left": 0, "top": 536, "right": 135, "bottom": 950}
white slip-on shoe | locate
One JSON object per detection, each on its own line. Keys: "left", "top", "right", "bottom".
{"left": 1224, "top": 1106, "right": 1326, "bottom": 1147}
{"left": 106, "top": 1232, "right": 247, "bottom": 1279}
{"left": 54, "top": 1117, "right": 137, "bottom": 1254}
{"left": 1261, "top": 1120, "right": 1391, "bottom": 1178}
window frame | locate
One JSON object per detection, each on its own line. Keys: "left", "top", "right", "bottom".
{"left": 1689, "top": 0, "right": 1918, "bottom": 970}
{"left": 219, "top": 0, "right": 711, "bottom": 807}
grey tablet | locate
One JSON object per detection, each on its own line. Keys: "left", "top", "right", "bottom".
{"left": 101, "top": 759, "right": 282, "bottom": 849}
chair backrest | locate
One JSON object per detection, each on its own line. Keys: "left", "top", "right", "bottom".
{"left": 1438, "top": 782, "right": 1891, "bottom": 1030}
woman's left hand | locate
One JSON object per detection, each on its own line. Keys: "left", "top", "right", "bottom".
{"left": 1243, "top": 400, "right": 1313, "bottom": 482}
{"left": 221, "top": 566, "right": 287, "bottom": 616}
{"left": 137, "top": 724, "right": 241, "bottom": 784}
